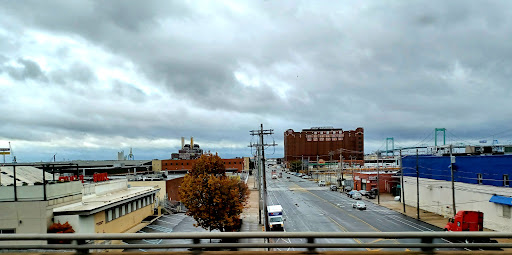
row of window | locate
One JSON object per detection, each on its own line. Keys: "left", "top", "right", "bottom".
{"left": 477, "top": 174, "right": 509, "bottom": 186}
{"left": 106, "top": 194, "right": 155, "bottom": 222}
{"left": 165, "top": 162, "right": 191, "bottom": 166}
{"left": 164, "top": 161, "right": 242, "bottom": 166}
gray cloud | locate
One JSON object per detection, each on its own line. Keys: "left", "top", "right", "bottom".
{"left": 4, "top": 58, "right": 48, "bottom": 82}
{"left": 1, "top": 1, "right": 512, "bottom": 161}
{"left": 50, "top": 62, "right": 97, "bottom": 85}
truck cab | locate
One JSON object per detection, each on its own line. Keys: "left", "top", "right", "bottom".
{"left": 444, "top": 211, "right": 483, "bottom": 232}
{"left": 267, "top": 205, "right": 284, "bottom": 231}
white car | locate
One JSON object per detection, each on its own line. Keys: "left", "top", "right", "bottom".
{"left": 352, "top": 201, "right": 367, "bottom": 210}
{"left": 302, "top": 175, "right": 310, "bottom": 179}
{"left": 318, "top": 180, "right": 326, "bottom": 186}
{"left": 272, "top": 174, "right": 278, "bottom": 179}
{"left": 352, "top": 192, "right": 362, "bottom": 200}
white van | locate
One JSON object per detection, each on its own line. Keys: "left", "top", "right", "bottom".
{"left": 318, "top": 180, "right": 326, "bottom": 186}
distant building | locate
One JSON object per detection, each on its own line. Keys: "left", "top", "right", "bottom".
{"left": 402, "top": 154, "right": 512, "bottom": 232}
{"left": 171, "top": 137, "right": 203, "bottom": 160}
{"left": 284, "top": 127, "right": 364, "bottom": 165}
{"left": 352, "top": 171, "right": 399, "bottom": 195}
{"left": 0, "top": 165, "right": 159, "bottom": 241}
{"left": 157, "top": 157, "right": 244, "bottom": 173}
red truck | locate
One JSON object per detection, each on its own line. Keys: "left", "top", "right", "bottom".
{"left": 444, "top": 211, "right": 483, "bottom": 232}
{"left": 444, "top": 211, "right": 498, "bottom": 245}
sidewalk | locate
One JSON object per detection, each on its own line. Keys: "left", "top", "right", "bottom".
{"left": 369, "top": 193, "right": 450, "bottom": 229}
{"left": 240, "top": 175, "right": 265, "bottom": 251}
{"left": 369, "top": 193, "right": 512, "bottom": 245}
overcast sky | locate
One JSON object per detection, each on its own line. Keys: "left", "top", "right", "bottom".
{"left": 1, "top": 1, "right": 512, "bottom": 162}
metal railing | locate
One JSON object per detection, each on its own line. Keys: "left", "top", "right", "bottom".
{"left": 1, "top": 232, "right": 511, "bottom": 253}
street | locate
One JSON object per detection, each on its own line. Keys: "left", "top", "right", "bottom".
{"left": 266, "top": 167, "right": 456, "bottom": 252}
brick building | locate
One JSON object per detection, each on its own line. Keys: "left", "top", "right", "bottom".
{"left": 352, "top": 172, "right": 399, "bottom": 195}
{"left": 159, "top": 158, "right": 244, "bottom": 172}
{"left": 284, "top": 127, "right": 364, "bottom": 164}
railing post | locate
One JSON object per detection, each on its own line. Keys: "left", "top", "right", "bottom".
{"left": 75, "top": 239, "right": 89, "bottom": 255}
{"left": 191, "top": 238, "right": 201, "bottom": 255}
{"left": 421, "top": 237, "right": 434, "bottom": 253}
{"left": 307, "top": 237, "right": 316, "bottom": 253}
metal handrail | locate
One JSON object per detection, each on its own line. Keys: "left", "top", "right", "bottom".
{"left": 1, "top": 232, "right": 511, "bottom": 252}
{"left": 1, "top": 232, "right": 512, "bottom": 240}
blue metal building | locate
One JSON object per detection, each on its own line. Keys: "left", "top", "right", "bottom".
{"left": 402, "top": 155, "right": 511, "bottom": 187}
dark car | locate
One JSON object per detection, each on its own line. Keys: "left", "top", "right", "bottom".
{"left": 330, "top": 185, "right": 338, "bottom": 191}
{"left": 367, "top": 188, "right": 378, "bottom": 199}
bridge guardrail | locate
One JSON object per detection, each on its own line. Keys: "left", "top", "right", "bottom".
{"left": 0, "top": 232, "right": 511, "bottom": 253}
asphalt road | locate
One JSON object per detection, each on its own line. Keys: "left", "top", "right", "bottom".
{"left": 266, "top": 167, "right": 457, "bottom": 252}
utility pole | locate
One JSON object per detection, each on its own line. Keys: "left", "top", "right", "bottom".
{"left": 301, "top": 155, "right": 304, "bottom": 174}
{"left": 249, "top": 142, "right": 261, "bottom": 224}
{"left": 400, "top": 150, "right": 406, "bottom": 213}
{"left": 377, "top": 151, "right": 380, "bottom": 204}
{"left": 450, "top": 144, "right": 456, "bottom": 216}
{"left": 416, "top": 149, "right": 420, "bottom": 220}
{"left": 340, "top": 150, "right": 343, "bottom": 190}
{"left": 329, "top": 151, "right": 333, "bottom": 184}
{"left": 249, "top": 124, "right": 277, "bottom": 231}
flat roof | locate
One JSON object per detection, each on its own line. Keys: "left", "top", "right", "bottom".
{"left": 0, "top": 166, "right": 55, "bottom": 186}
{"left": 53, "top": 185, "right": 159, "bottom": 216}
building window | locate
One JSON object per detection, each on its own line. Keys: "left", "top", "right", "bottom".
{"left": 504, "top": 175, "right": 510, "bottom": 187}
{"left": 138, "top": 199, "right": 142, "bottom": 209}
{"left": 127, "top": 203, "right": 132, "bottom": 213}
{"left": 477, "top": 174, "right": 483, "bottom": 185}
{"left": 133, "top": 201, "right": 137, "bottom": 211}
{"left": 114, "top": 207, "right": 120, "bottom": 219}
{"left": 0, "top": 229, "right": 16, "bottom": 234}
{"left": 121, "top": 205, "right": 126, "bottom": 216}
{"left": 504, "top": 206, "right": 511, "bottom": 219}
{"left": 107, "top": 209, "right": 113, "bottom": 222}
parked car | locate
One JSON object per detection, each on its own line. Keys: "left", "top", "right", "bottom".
{"left": 344, "top": 186, "right": 353, "bottom": 192}
{"left": 330, "top": 185, "right": 338, "bottom": 191}
{"left": 347, "top": 190, "right": 359, "bottom": 198}
{"left": 367, "top": 188, "right": 378, "bottom": 199}
{"left": 272, "top": 174, "right": 278, "bottom": 179}
{"left": 352, "top": 201, "right": 367, "bottom": 210}
{"left": 318, "top": 180, "right": 326, "bottom": 186}
{"left": 359, "top": 190, "right": 368, "bottom": 196}
{"left": 302, "top": 175, "right": 310, "bottom": 179}
{"left": 352, "top": 192, "right": 362, "bottom": 200}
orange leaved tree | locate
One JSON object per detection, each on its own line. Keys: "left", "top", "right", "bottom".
{"left": 179, "top": 154, "right": 249, "bottom": 232}
{"left": 48, "top": 221, "right": 75, "bottom": 244}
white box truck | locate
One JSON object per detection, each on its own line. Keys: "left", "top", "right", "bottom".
{"left": 267, "top": 205, "right": 284, "bottom": 231}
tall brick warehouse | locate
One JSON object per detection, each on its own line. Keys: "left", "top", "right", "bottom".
{"left": 284, "top": 127, "right": 364, "bottom": 164}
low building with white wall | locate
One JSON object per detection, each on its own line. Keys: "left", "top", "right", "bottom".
{"left": 0, "top": 165, "right": 159, "bottom": 243}
{"left": 402, "top": 155, "right": 512, "bottom": 232}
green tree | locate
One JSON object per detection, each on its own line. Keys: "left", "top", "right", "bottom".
{"left": 179, "top": 154, "right": 250, "bottom": 232}
{"left": 290, "top": 160, "right": 303, "bottom": 172}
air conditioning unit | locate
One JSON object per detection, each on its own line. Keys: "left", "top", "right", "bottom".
{"left": 426, "top": 185, "right": 432, "bottom": 190}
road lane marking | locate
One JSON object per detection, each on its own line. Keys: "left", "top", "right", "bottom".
{"left": 293, "top": 183, "right": 411, "bottom": 251}
{"left": 326, "top": 215, "right": 371, "bottom": 251}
